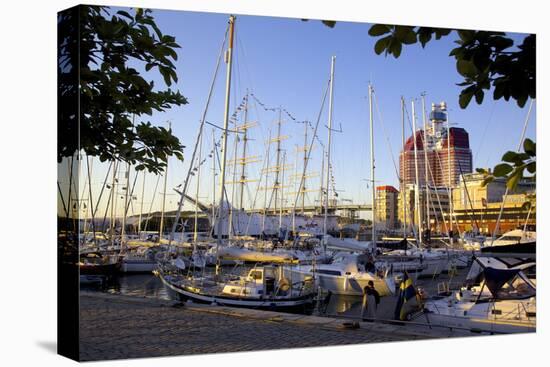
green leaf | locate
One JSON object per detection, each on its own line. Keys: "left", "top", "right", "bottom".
{"left": 369, "top": 24, "right": 391, "bottom": 36}
{"left": 321, "top": 20, "right": 336, "bottom": 28}
{"left": 390, "top": 41, "right": 403, "bottom": 58}
{"left": 116, "top": 10, "right": 133, "bottom": 20}
{"left": 493, "top": 163, "right": 513, "bottom": 177}
{"left": 526, "top": 161, "right": 536, "bottom": 174}
{"left": 459, "top": 90, "right": 474, "bottom": 109}
{"left": 523, "top": 138, "right": 536, "bottom": 156}
{"left": 501, "top": 151, "right": 519, "bottom": 163}
{"left": 456, "top": 59, "right": 477, "bottom": 78}
{"left": 506, "top": 168, "right": 523, "bottom": 191}
{"left": 374, "top": 36, "right": 390, "bottom": 55}
{"left": 474, "top": 89, "right": 484, "bottom": 104}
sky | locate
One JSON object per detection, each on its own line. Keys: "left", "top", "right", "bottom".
{"left": 65, "top": 7, "right": 536, "bottom": 219}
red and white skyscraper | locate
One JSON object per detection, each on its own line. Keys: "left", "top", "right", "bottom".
{"left": 399, "top": 101, "right": 472, "bottom": 189}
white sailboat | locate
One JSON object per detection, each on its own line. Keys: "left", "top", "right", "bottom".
{"left": 416, "top": 256, "right": 536, "bottom": 333}
{"left": 156, "top": 15, "right": 317, "bottom": 311}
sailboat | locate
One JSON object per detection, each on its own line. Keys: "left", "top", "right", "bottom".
{"left": 416, "top": 255, "right": 536, "bottom": 333}
{"left": 289, "top": 66, "right": 396, "bottom": 297}
{"left": 156, "top": 15, "right": 317, "bottom": 311}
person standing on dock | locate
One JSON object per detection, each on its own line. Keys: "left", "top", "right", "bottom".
{"left": 361, "top": 281, "right": 380, "bottom": 321}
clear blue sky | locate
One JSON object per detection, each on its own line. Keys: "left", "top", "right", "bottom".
{"left": 83, "top": 7, "right": 536, "bottom": 217}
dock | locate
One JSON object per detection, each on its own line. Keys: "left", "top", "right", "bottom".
{"left": 79, "top": 291, "right": 473, "bottom": 361}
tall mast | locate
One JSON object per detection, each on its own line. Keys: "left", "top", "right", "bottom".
{"left": 446, "top": 107, "right": 454, "bottom": 245}
{"left": 238, "top": 93, "right": 249, "bottom": 211}
{"left": 401, "top": 97, "right": 407, "bottom": 238}
{"left": 302, "top": 123, "right": 308, "bottom": 213}
{"left": 211, "top": 129, "right": 216, "bottom": 223}
{"left": 369, "top": 83, "right": 376, "bottom": 249}
{"left": 421, "top": 94, "right": 430, "bottom": 236}
{"left": 215, "top": 15, "right": 236, "bottom": 248}
{"left": 228, "top": 122, "right": 239, "bottom": 239}
{"left": 193, "top": 125, "right": 204, "bottom": 242}
{"left": 137, "top": 170, "right": 146, "bottom": 237}
{"left": 323, "top": 55, "right": 336, "bottom": 239}
{"left": 319, "top": 146, "right": 325, "bottom": 216}
{"left": 262, "top": 130, "right": 271, "bottom": 234}
{"left": 273, "top": 107, "right": 283, "bottom": 214}
{"left": 279, "top": 151, "right": 286, "bottom": 231}
{"left": 121, "top": 162, "right": 130, "bottom": 250}
{"left": 411, "top": 100, "right": 422, "bottom": 246}
{"left": 158, "top": 122, "right": 171, "bottom": 243}
{"left": 109, "top": 161, "right": 118, "bottom": 248}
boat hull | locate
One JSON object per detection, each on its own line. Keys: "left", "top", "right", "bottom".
{"left": 287, "top": 268, "right": 394, "bottom": 297}
{"left": 158, "top": 272, "right": 315, "bottom": 313}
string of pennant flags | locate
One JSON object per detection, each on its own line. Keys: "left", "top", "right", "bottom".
{"left": 250, "top": 92, "right": 328, "bottom": 149}
{"left": 183, "top": 92, "right": 339, "bottom": 198}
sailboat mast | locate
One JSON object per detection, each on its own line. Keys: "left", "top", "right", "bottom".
{"left": 239, "top": 93, "right": 249, "bottom": 211}
{"left": 193, "top": 126, "right": 204, "bottom": 242}
{"left": 262, "top": 130, "right": 271, "bottom": 234}
{"left": 323, "top": 55, "right": 335, "bottom": 238}
{"left": 228, "top": 123, "right": 239, "bottom": 239}
{"left": 446, "top": 108, "right": 454, "bottom": 245}
{"left": 137, "top": 170, "right": 146, "bottom": 237}
{"left": 121, "top": 162, "right": 130, "bottom": 250}
{"left": 421, "top": 94, "right": 430, "bottom": 236}
{"left": 401, "top": 97, "right": 407, "bottom": 238}
{"left": 216, "top": 15, "right": 236, "bottom": 246}
{"left": 411, "top": 100, "right": 422, "bottom": 246}
{"left": 279, "top": 152, "right": 286, "bottom": 231}
{"left": 369, "top": 83, "right": 376, "bottom": 249}
{"left": 211, "top": 129, "right": 216, "bottom": 222}
{"left": 302, "top": 123, "right": 308, "bottom": 213}
{"left": 273, "top": 107, "right": 283, "bottom": 214}
{"left": 109, "top": 161, "right": 118, "bottom": 248}
{"left": 158, "top": 122, "right": 170, "bottom": 243}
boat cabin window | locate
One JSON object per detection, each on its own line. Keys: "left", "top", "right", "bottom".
{"left": 495, "top": 275, "right": 536, "bottom": 299}
{"left": 316, "top": 269, "right": 342, "bottom": 276}
{"left": 498, "top": 235, "right": 522, "bottom": 241}
{"left": 249, "top": 270, "right": 263, "bottom": 281}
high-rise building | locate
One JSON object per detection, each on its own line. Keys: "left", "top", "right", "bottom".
{"left": 375, "top": 185, "right": 399, "bottom": 230}
{"left": 399, "top": 101, "right": 473, "bottom": 188}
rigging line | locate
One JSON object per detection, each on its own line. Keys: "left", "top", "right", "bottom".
{"left": 422, "top": 130, "right": 450, "bottom": 240}
{"left": 373, "top": 90, "right": 400, "bottom": 180}
{"left": 292, "top": 79, "right": 331, "bottom": 214}
{"left": 210, "top": 134, "right": 237, "bottom": 238}
{"left": 415, "top": 101, "right": 452, "bottom": 242}
{"left": 57, "top": 181, "right": 69, "bottom": 218}
{"left": 475, "top": 100, "right": 497, "bottom": 167}
{"left": 490, "top": 98, "right": 534, "bottom": 244}
{"left": 92, "top": 160, "right": 113, "bottom": 224}
{"left": 456, "top": 160, "right": 481, "bottom": 231}
{"left": 85, "top": 155, "right": 97, "bottom": 244}
{"left": 244, "top": 137, "right": 272, "bottom": 234}
{"left": 101, "top": 161, "right": 118, "bottom": 233}
{"left": 123, "top": 166, "right": 139, "bottom": 217}
{"left": 168, "top": 25, "right": 228, "bottom": 243}
{"left": 142, "top": 173, "right": 162, "bottom": 234}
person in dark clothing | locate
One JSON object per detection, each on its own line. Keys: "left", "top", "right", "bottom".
{"left": 361, "top": 280, "right": 381, "bottom": 321}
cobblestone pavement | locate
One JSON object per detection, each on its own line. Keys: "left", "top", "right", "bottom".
{"left": 79, "top": 293, "right": 437, "bottom": 361}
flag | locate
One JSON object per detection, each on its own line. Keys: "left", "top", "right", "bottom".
{"left": 393, "top": 272, "right": 417, "bottom": 321}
